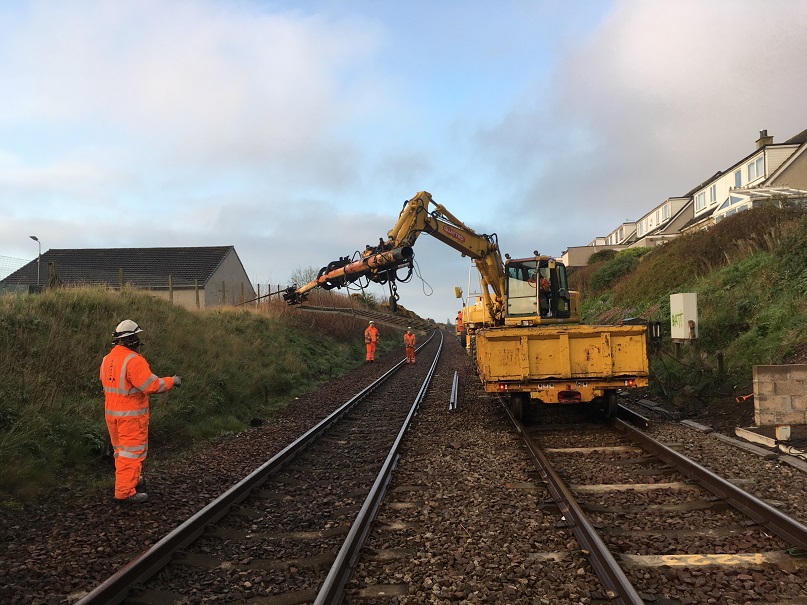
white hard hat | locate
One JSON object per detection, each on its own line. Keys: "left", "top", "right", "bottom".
{"left": 113, "top": 319, "right": 143, "bottom": 340}
{"left": 369, "top": 320, "right": 374, "bottom": 324}
{"left": 408, "top": 326, "right": 412, "bottom": 330}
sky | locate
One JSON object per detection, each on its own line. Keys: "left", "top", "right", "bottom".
{"left": 2, "top": 0, "right": 806, "bottom": 322}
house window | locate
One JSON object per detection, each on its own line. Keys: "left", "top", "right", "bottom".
{"left": 695, "top": 191, "right": 706, "bottom": 211}
{"left": 735, "top": 170, "right": 742, "bottom": 188}
{"left": 638, "top": 222, "right": 644, "bottom": 236}
{"left": 709, "top": 185, "right": 716, "bottom": 203}
{"left": 748, "top": 160, "right": 756, "bottom": 181}
{"left": 663, "top": 204, "right": 669, "bottom": 220}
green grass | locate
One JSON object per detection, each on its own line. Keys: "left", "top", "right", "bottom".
{"left": 0, "top": 287, "right": 402, "bottom": 500}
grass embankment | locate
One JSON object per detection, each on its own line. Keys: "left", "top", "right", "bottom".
{"left": 570, "top": 204, "right": 807, "bottom": 404}
{"left": 0, "top": 288, "right": 402, "bottom": 500}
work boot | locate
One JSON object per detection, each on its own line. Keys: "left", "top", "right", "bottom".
{"left": 118, "top": 492, "right": 148, "bottom": 504}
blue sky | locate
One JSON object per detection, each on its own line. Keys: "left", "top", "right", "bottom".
{"left": 2, "top": 0, "right": 806, "bottom": 322}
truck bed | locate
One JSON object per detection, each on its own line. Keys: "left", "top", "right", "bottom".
{"left": 474, "top": 323, "right": 649, "bottom": 403}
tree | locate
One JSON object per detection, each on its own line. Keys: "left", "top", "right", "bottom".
{"left": 287, "top": 266, "right": 320, "bottom": 287}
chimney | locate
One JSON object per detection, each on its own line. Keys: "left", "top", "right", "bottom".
{"left": 756, "top": 129, "right": 774, "bottom": 149}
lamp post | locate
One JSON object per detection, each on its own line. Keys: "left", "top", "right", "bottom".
{"left": 29, "top": 235, "right": 41, "bottom": 287}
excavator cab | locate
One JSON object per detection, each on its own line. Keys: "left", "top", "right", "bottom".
{"left": 503, "top": 257, "right": 575, "bottom": 324}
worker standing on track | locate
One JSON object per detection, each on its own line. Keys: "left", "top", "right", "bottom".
{"left": 364, "top": 320, "right": 379, "bottom": 362}
{"left": 404, "top": 327, "right": 416, "bottom": 364}
{"left": 100, "top": 320, "right": 182, "bottom": 504}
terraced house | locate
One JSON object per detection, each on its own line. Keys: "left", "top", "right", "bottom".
{"left": 562, "top": 127, "right": 807, "bottom": 267}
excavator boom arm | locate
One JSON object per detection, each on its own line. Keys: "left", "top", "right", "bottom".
{"left": 283, "top": 191, "right": 506, "bottom": 322}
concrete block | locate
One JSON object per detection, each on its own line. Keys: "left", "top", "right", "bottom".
{"left": 754, "top": 381, "right": 776, "bottom": 397}
{"left": 754, "top": 364, "right": 792, "bottom": 379}
{"left": 788, "top": 364, "right": 807, "bottom": 380}
{"left": 775, "top": 410, "right": 807, "bottom": 425}
{"left": 756, "top": 411, "right": 777, "bottom": 426}
{"left": 712, "top": 433, "right": 778, "bottom": 459}
{"left": 775, "top": 381, "right": 807, "bottom": 397}
{"left": 758, "top": 395, "right": 793, "bottom": 413}
{"left": 779, "top": 454, "right": 807, "bottom": 473}
{"left": 790, "top": 395, "right": 807, "bottom": 412}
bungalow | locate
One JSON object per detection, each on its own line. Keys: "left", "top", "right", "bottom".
{"left": 0, "top": 246, "right": 256, "bottom": 309}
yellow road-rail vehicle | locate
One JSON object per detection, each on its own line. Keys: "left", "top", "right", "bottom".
{"left": 284, "top": 191, "right": 649, "bottom": 419}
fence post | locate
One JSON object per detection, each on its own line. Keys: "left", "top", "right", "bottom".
{"left": 195, "top": 279, "right": 200, "bottom": 308}
{"left": 256, "top": 283, "right": 260, "bottom": 306}
{"left": 119, "top": 268, "right": 123, "bottom": 289}
{"left": 168, "top": 274, "right": 173, "bottom": 304}
{"left": 221, "top": 281, "right": 226, "bottom": 305}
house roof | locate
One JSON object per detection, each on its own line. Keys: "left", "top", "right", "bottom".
{"left": 784, "top": 128, "right": 807, "bottom": 145}
{"left": 0, "top": 246, "right": 238, "bottom": 288}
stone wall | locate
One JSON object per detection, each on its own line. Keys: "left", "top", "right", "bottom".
{"left": 753, "top": 364, "right": 807, "bottom": 426}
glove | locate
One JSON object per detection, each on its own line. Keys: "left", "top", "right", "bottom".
{"left": 172, "top": 375, "right": 182, "bottom": 388}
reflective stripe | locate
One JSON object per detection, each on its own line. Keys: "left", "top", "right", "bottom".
{"left": 119, "top": 443, "right": 147, "bottom": 454}
{"left": 118, "top": 450, "right": 147, "bottom": 460}
{"left": 105, "top": 407, "right": 149, "bottom": 417}
{"left": 118, "top": 352, "right": 137, "bottom": 389}
{"left": 135, "top": 374, "right": 158, "bottom": 392}
{"left": 103, "top": 386, "right": 143, "bottom": 395}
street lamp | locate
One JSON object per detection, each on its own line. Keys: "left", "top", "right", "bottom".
{"left": 29, "top": 235, "right": 41, "bottom": 287}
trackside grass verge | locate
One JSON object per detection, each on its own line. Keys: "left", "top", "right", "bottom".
{"left": 0, "top": 287, "right": 402, "bottom": 501}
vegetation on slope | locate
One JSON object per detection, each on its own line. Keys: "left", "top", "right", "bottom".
{"left": 570, "top": 204, "right": 807, "bottom": 403}
{"left": 0, "top": 288, "right": 403, "bottom": 500}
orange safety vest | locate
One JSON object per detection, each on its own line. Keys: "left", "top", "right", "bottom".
{"left": 364, "top": 325, "right": 379, "bottom": 343}
{"left": 456, "top": 313, "right": 463, "bottom": 330}
{"left": 100, "top": 344, "right": 176, "bottom": 417}
{"left": 404, "top": 332, "right": 416, "bottom": 347}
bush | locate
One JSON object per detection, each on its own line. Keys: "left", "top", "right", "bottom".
{"left": 589, "top": 248, "right": 651, "bottom": 292}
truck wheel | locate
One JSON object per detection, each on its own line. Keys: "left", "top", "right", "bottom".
{"left": 510, "top": 393, "right": 527, "bottom": 422}
{"left": 604, "top": 390, "right": 618, "bottom": 418}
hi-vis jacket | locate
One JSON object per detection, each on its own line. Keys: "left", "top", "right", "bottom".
{"left": 364, "top": 325, "right": 379, "bottom": 344}
{"left": 100, "top": 344, "right": 176, "bottom": 417}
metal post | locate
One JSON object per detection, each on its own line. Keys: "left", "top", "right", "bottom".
{"left": 29, "top": 236, "right": 41, "bottom": 287}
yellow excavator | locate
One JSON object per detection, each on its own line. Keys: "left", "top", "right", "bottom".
{"left": 284, "top": 191, "right": 649, "bottom": 419}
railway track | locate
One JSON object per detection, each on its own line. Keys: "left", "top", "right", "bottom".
{"left": 4, "top": 333, "right": 807, "bottom": 604}
{"left": 75, "top": 333, "right": 444, "bottom": 605}
{"left": 521, "top": 411, "right": 807, "bottom": 603}
{"left": 349, "top": 382, "right": 807, "bottom": 604}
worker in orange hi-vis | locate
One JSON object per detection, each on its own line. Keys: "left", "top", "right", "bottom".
{"left": 456, "top": 310, "right": 463, "bottom": 331}
{"left": 404, "top": 327, "right": 416, "bottom": 364}
{"left": 364, "top": 320, "right": 379, "bottom": 362}
{"left": 100, "top": 320, "right": 181, "bottom": 504}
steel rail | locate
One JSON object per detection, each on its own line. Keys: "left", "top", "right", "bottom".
{"left": 76, "top": 332, "right": 437, "bottom": 605}
{"left": 449, "top": 369, "right": 459, "bottom": 411}
{"left": 503, "top": 402, "right": 645, "bottom": 605}
{"left": 615, "top": 418, "right": 807, "bottom": 550}
{"left": 314, "top": 330, "right": 444, "bottom": 605}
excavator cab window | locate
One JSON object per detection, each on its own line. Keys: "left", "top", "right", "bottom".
{"left": 505, "top": 258, "right": 571, "bottom": 320}
{"left": 504, "top": 259, "right": 539, "bottom": 317}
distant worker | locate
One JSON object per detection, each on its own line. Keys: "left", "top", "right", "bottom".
{"left": 364, "top": 320, "right": 379, "bottom": 362}
{"left": 540, "top": 273, "right": 552, "bottom": 317}
{"left": 404, "top": 327, "right": 416, "bottom": 364}
{"left": 456, "top": 310, "right": 463, "bottom": 332}
{"left": 100, "top": 320, "right": 182, "bottom": 504}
